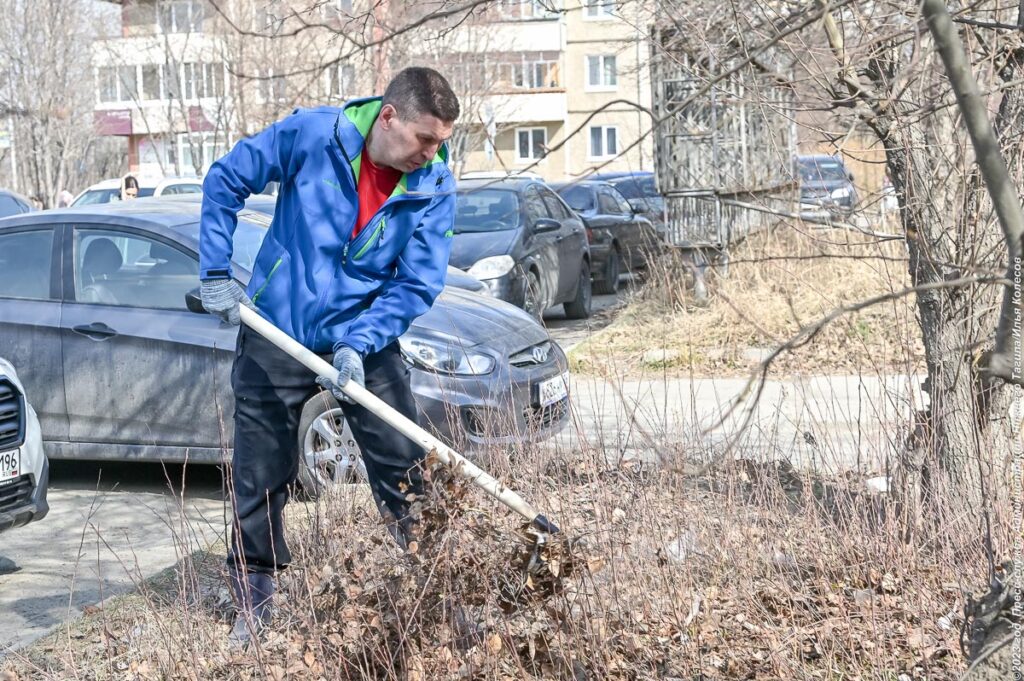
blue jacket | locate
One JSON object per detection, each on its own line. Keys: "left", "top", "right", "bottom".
{"left": 199, "top": 97, "right": 456, "bottom": 356}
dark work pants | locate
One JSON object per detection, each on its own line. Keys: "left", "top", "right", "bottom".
{"left": 227, "top": 324, "right": 424, "bottom": 575}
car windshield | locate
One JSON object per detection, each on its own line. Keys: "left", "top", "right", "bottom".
{"left": 798, "top": 159, "right": 848, "bottom": 183}
{"left": 609, "top": 176, "right": 657, "bottom": 199}
{"left": 73, "top": 188, "right": 156, "bottom": 206}
{"left": 454, "top": 189, "right": 520, "bottom": 233}
{"left": 558, "top": 185, "right": 595, "bottom": 212}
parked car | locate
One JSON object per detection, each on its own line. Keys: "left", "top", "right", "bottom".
{"left": 0, "top": 357, "right": 49, "bottom": 534}
{"left": 0, "top": 199, "right": 570, "bottom": 496}
{"left": 591, "top": 171, "right": 668, "bottom": 241}
{"left": 0, "top": 189, "right": 34, "bottom": 219}
{"left": 796, "top": 154, "right": 858, "bottom": 219}
{"left": 552, "top": 180, "right": 660, "bottom": 295}
{"left": 72, "top": 177, "right": 203, "bottom": 206}
{"left": 451, "top": 178, "right": 592, "bottom": 319}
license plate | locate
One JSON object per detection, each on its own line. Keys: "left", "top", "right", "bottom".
{"left": 537, "top": 371, "right": 569, "bottom": 408}
{"left": 0, "top": 448, "right": 20, "bottom": 485}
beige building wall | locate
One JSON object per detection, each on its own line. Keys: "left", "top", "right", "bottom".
{"left": 562, "top": 0, "right": 653, "bottom": 179}
{"left": 95, "top": 0, "right": 655, "bottom": 183}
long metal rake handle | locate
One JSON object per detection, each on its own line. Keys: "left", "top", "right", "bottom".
{"left": 239, "top": 305, "right": 558, "bottom": 533}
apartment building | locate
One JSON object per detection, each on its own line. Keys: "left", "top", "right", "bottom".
{"left": 92, "top": 0, "right": 654, "bottom": 182}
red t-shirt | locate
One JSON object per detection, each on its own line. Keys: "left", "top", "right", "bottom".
{"left": 354, "top": 148, "right": 402, "bottom": 238}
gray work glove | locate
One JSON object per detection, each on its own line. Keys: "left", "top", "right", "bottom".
{"left": 316, "top": 346, "right": 365, "bottom": 404}
{"left": 200, "top": 279, "right": 255, "bottom": 326}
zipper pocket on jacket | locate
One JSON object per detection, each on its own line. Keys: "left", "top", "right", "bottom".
{"left": 352, "top": 217, "right": 386, "bottom": 260}
{"left": 252, "top": 257, "right": 283, "bottom": 303}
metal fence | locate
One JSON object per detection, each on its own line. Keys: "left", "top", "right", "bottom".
{"left": 651, "top": 29, "right": 797, "bottom": 250}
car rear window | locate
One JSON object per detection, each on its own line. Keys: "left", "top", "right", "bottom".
{"left": 557, "top": 185, "right": 595, "bottom": 212}
{"left": 0, "top": 230, "right": 53, "bottom": 299}
{"left": 73, "top": 187, "right": 156, "bottom": 206}
{"left": 609, "top": 176, "right": 657, "bottom": 199}
{"left": 798, "top": 159, "right": 848, "bottom": 182}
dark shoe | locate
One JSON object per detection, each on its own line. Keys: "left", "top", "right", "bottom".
{"left": 228, "top": 570, "right": 275, "bottom": 648}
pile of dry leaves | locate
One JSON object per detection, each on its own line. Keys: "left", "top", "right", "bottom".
{"left": 2, "top": 446, "right": 997, "bottom": 680}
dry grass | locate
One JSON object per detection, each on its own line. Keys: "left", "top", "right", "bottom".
{"left": 570, "top": 222, "right": 925, "bottom": 378}
{"left": 1, "top": 221, "right": 1005, "bottom": 680}
{"left": 1, "top": 433, "right": 999, "bottom": 680}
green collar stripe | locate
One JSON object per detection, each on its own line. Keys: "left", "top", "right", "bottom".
{"left": 344, "top": 99, "right": 382, "bottom": 182}
{"left": 342, "top": 97, "right": 451, "bottom": 187}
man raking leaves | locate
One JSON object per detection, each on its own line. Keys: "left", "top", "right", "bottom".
{"left": 199, "top": 67, "right": 568, "bottom": 647}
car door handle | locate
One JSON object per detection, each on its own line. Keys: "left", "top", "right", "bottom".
{"left": 72, "top": 322, "right": 118, "bottom": 340}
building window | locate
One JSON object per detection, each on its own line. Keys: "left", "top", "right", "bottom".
{"left": 170, "top": 132, "right": 225, "bottom": 174}
{"left": 97, "top": 66, "right": 119, "bottom": 103}
{"left": 516, "top": 127, "right": 547, "bottom": 162}
{"left": 512, "top": 59, "right": 559, "bottom": 89}
{"left": 181, "top": 62, "right": 200, "bottom": 100}
{"left": 200, "top": 63, "right": 225, "bottom": 98}
{"left": 585, "top": 55, "right": 617, "bottom": 89}
{"left": 325, "top": 63, "right": 355, "bottom": 100}
{"left": 583, "top": 0, "right": 615, "bottom": 19}
{"left": 158, "top": 0, "right": 204, "bottom": 34}
{"left": 498, "top": 0, "right": 558, "bottom": 20}
{"left": 118, "top": 65, "right": 138, "bottom": 101}
{"left": 260, "top": 70, "right": 288, "bottom": 102}
{"left": 163, "top": 63, "right": 181, "bottom": 99}
{"left": 588, "top": 125, "right": 618, "bottom": 159}
{"left": 141, "top": 65, "right": 162, "bottom": 100}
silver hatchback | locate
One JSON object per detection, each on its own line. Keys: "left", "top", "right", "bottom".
{"left": 0, "top": 199, "right": 569, "bottom": 496}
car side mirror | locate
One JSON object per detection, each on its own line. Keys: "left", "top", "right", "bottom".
{"left": 185, "top": 287, "right": 207, "bottom": 314}
{"left": 533, "top": 218, "right": 561, "bottom": 233}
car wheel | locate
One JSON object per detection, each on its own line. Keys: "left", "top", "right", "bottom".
{"left": 296, "top": 395, "right": 366, "bottom": 499}
{"left": 563, "top": 260, "right": 592, "bottom": 319}
{"left": 523, "top": 270, "right": 544, "bottom": 319}
{"left": 594, "top": 247, "right": 621, "bottom": 295}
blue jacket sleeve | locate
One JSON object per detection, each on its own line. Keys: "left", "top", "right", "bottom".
{"left": 338, "top": 187, "right": 456, "bottom": 357}
{"left": 199, "top": 116, "right": 302, "bottom": 280}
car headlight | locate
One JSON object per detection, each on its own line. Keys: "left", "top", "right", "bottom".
{"left": 830, "top": 186, "right": 851, "bottom": 200}
{"left": 399, "top": 337, "right": 496, "bottom": 375}
{"left": 467, "top": 255, "right": 515, "bottom": 280}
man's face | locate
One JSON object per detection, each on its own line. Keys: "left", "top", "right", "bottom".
{"left": 378, "top": 104, "right": 453, "bottom": 173}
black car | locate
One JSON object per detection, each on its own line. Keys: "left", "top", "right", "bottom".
{"left": 0, "top": 189, "right": 33, "bottom": 219}
{"left": 796, "top": 154, "right": 858, "bottom": 219}
{"left": 553, "top": 181, "right": 659, "bottom": 295}
{"left": 451, "top": 178, "right": 592, "bottom": 319}
{"left": 591, "top": 171, "right": 667, "bottom": 241}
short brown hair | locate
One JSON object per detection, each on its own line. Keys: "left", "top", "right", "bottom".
{"left": 383, "top": 67, "right": 460, "bottom": 123}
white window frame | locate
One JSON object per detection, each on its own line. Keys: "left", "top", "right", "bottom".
{"left": 498, "top": 0, "right": 558, "bottom": 20}
{"left": 325, "top": 63, "right": 355, "bottom": 100}
{"left": 515, "top": 127, "right": 548, "bottom": 163}
{"left": 583, "top": 0, "right": 615, "bottom": 20}
{"left": 587, "top": 125, "right": 619, "bottom": 160}
{"left": 157, "top": 0, "right": 204, "bottom": 34}
{"left": 584, "top": 54, "right": 618, "bottom": 91}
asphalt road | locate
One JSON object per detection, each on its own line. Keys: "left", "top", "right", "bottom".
{"left": 0, "top": 460, "right": 227, "bottom": 654}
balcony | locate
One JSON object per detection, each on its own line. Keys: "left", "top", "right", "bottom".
{"left": 481, "top": 91, "right": 566, "bottom": 124}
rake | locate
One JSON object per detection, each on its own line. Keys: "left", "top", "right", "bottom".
{"left": 239, "top": 305, "right": 562, "bottom": 543}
